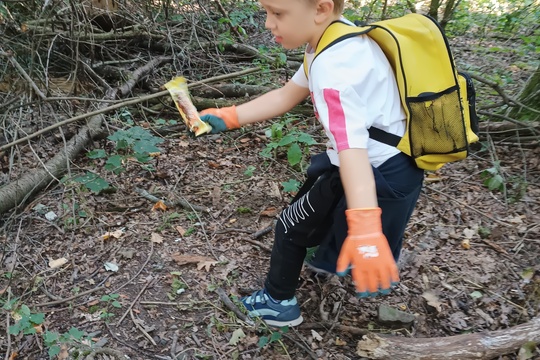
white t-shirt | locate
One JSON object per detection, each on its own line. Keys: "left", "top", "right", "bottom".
{"left": 292, "top": 32, "right": 405, "bottom": 168}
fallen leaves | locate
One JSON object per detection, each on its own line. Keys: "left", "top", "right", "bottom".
{"left": 102, "top": 229, "right": 123, "bottom": 240}
{"left": 151, "top": 232, "right": 164, "bottom": 244}
{"left": 152, "top": 200, "right": 168, "bottom": 211}
{"left": 171, "top": 253, "right": 218, "bottom": 272}
{"left": 48, "top": 257, "right": 68, "bottom": 269}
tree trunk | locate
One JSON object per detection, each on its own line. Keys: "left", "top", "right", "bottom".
{"left": 508, "top": 64, "right": 540, "bottom": 121}
{"left": 357, "top": 316, "right": 540, "bottom": 360}
{"left": 428, "top": 0, "right": 441, "bottom": 21}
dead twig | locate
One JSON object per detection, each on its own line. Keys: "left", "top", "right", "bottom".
{"left": 4, "top": 287, "right": 12, "bottom": 360}
{"left": 0, "top": 50, "right": 46, "bottom": 100}
{"left": 111, "top": 242, "right": 153, "bottom": 293}
{"left": 469, "top": 73, "right": 540, "bottom": 116}
{"left": 134, "top": 187, "right": 209, "bottom": 213}
{"left": 86, "top": 347, "right": 125, "bottom": 360}
{"left": 241, "top": 237, "right": 272, "bottom": 253}
{"left": 425, "top": 185, "right": 513, "bottom": 227}
{"left": 216, "top": 287, "right": 254, "bottom": 326}
{"left": 0, "top": 67, "right": 260, "bottom": 153}
{"left": 116, "top": 277, "right": 155, "bottom": 326}
{"left": 34, "top": 286, "right": 104, "bottom": 307}
{"left": 130, "top": 308, "right": 157, "bottom": 346}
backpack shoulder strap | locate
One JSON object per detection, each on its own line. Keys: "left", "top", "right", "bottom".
{"left": 303, "top": 21, "right": 372, "bottom": 78}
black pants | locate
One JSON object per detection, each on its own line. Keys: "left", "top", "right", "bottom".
{"left": 264, "top": 152, "right": 424, "bottom": 300}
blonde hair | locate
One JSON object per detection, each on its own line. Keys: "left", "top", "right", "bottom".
{"left": 306, "top": 0, "right": 344, "bottom": 15}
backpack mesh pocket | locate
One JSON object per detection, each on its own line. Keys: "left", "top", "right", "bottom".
{"left": 407, "top": 88, "right": 467, "bottom": 158}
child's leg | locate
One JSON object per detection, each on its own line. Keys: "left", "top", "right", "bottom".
{"left": 264, "top": 167, "right": 343, "bottom": 300}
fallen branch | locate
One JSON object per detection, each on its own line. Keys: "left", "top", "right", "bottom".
{"left": 133, "top": 187, "right": 209, "bottom": 213}
{"left": 0, "top": 50, "right": 46, "bottom": 100}
{"left": 34, "top": 286, "right": 103, "bottom": 307}
{"left": 130, "top": 308, "right": 157, "bottom": 346}
{"left": 0, "top": 67, "right": 260, "bottom": 153}
{"left": 216, "top": 287, "right": 254, "bottom": 326}
{"left": 356, "top": 316, "right": 540, "bottom": 359}
{"left": 116, "top": 277, "right": 154, "bottom": 326}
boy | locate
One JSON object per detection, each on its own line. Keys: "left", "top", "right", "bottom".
{"left": 199, "top": 0, "right": 424, "bottom": 327}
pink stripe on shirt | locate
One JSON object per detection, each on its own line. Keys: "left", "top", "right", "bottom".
{"left": 323, "top": 88, "right": 349, "bottom": 151}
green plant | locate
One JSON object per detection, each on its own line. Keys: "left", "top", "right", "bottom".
{"left": 244, "top": 165, "right": 256, "bottom": 177}
{"left": 7, "top": 303, "right": 44, "bottom": 336}
{"left": 282, "top": 179, "right": 301, "bottom": 194}
{"left": 481, "top": 160, "right": 506, "bottom": 193}
{"left": 257, "top": 326, "right": 289, "bottom": 349}
{"left": 260, "top": 116, "right": 316, "bottom": 168}
{"left": 99, "top": 293, "right": 122, "bottom": 320}
{"left": 74, "top": 126, "right": 164, "bottom": 193}
{"left": 4, "top": 299, "right": 90, "bottom": 358}
{"left": 168, "top": 272, "right": 188, "bottom": 300}
{"left": 43, "top": 327, "right": 88, "bottom": 358}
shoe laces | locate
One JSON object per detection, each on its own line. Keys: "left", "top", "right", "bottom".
{"left": 246, "top": 289, "right": 268, "bottom": 305}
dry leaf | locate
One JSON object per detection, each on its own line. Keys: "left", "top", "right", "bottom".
{"left": 461, "top": 239, "right": 471, "bottom": 249}
{"left": 197, "top": 260, "right": 218, "bottom": 272}
{"left": 151, "top": 232, "right": 164, "bottom": 243}
{"left": 171, "top": 253, "right": 217, "bottom": 272}
{"left": 148, "top": 152, "right": 161, "bottom": 157}
{"left": 260, "top": 207, "right": 279, "bottom": 217}
{"left": 311, "top": 330, "right": 323, "bottom": 342}
{"left": 152, "top": 200, "right": 168, "bottom": 211}
{"left": 102, "top": 229, "right": 123, "bottom": 240}
{"left": 421, "top": 291, "right": 442, "bottom": 312}
{"left": 49, "top": 257, "right": 68, "bottom": 269}
{"left": 175, "top": 226, "right": 186, "bottom": 236}
{"left": 8, "top": 352, "right": 18, "bottom": 360}
{"left": 178, "top": 140, "right": 189, "bottom": 147}
{"left": 463, "top": 228, "right": 476, "bottom": 239}
{"left": 335, "top": 337, "right": 347, "bottom": 346}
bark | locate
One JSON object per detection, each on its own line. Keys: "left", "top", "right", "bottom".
{"left": 508, "top": 64, "right": 540, "bottom": 121}
{"left": 0, "top": 56, "right": 173, "bottom": 215}
{"left": 357, "top": 316, "right": 540, "bottom": 360}
{"left": 0, "top": 116, "right": 105, "bottom": 215}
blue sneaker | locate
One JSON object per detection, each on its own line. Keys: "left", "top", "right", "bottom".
{"left": 241, "top": 289, "right": 303, "bottom": 327}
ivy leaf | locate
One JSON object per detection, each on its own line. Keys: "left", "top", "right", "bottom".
{"left": 257, "top": 335, "right": 269, "bottom": 348}
{"left": 287, "top": 143, "right": 302, "bottom": 166}
{"left": 282, "top": 179, "right": 300, "bottom": 193}
{"left": 68, "top": 327, "right": 85, "bottom": 340}
{"left": 87, "top": 149, "right": 107, "bottom": 159}
{"left": 48, "top": 345, "right": 61, "bottom": 358}
{"left": 297, "top": 132, "right": 316, "bottom": 145}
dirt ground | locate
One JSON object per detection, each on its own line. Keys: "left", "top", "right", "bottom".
{"left": 1, "top": 9, "right": 539, "bottom": 360}
{"left": 1, "top": 113, "right": 539, "bottom": 359}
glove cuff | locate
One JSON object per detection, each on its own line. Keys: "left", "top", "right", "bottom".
{"left": 200, "top": 106, "right": 240, "bottom": 130}
{"left": 345, "top": 207, "right": 383, "bottom": 235}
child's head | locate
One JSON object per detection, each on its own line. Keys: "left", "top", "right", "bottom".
{"left": 261, "top": 0, "right": 343, "bottom": 50}
{"left": 305, "top": 0, "right": 344, "bottom": 15}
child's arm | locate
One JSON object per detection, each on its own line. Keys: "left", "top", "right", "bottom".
{"left": 336, "top": 148, "right": 400, "bottom": 297}
{"left": 199, "top": 80, "right": 309, "bottom": 133}
{"left": 338, "top": 148, "right": 377, "bottom": 208}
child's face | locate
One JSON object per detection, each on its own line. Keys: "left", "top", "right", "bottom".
{"left": 259, "top": 0, "right": 320, "bottom": 49}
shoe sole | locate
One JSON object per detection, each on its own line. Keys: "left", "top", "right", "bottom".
{"left": 264, "top": 315, "right": 304, "bottom": 327}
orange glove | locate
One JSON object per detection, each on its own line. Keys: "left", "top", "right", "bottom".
{"left": 336, "top": 208, "right": 399, "bottom": 297}
{"left": 199, "top": 106, "right": 240, "bottom": 133}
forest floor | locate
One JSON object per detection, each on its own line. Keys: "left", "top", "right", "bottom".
{"left": 1, "top": 7, "right": 539, "bottom": 360}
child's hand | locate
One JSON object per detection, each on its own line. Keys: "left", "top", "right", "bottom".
{"left": 199, "top": 106, "right": 240, "bottom": 134}
{"left": 336, "top": 208, "right": 399, "bottom": 297}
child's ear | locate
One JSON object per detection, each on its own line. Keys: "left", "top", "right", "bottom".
{"left": 314, "top": 0, "right": 335, "bottom": 23}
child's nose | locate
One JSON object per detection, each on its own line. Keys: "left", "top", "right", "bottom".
{"left": 265, "top": 15, "right": 274, "bottom": 30}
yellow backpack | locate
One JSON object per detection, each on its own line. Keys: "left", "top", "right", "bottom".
{"left": 304, "top": 13, "right": 479, "bottom": 171}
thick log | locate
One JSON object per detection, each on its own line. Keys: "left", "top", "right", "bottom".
{"left": 356, "top": 316, "right": 540, "bottom": 360}
{"left": 0, "top": 116, "right": 105, "bottom": 215}
{"left": 0, "top": 56, "right": 172, "bottom": 215}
